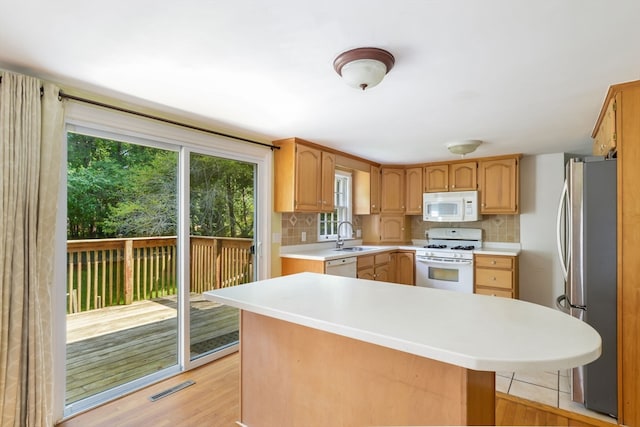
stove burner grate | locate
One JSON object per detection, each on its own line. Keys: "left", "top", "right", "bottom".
{"left": 451, "top": 245, "right": 475, "bottom": 251}
{"left": 425, "top": 244, "right": 447, "bottom": 249}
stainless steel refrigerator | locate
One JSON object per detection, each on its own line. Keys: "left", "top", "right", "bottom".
{"left": 556, "top": 157, "right": 617, "bottom": 418}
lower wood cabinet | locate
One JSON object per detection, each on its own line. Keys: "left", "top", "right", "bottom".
{"left": 357, "top": 252, "right": 391, "bottom": 281}
{"left": 474, "top": 254, "right": 519, "bottom": 299}
{"left": 281, "top": 249, "right": 415, "bottom": 286}
{"left": 392, "top": 251, "right": 415, "bottom": 285}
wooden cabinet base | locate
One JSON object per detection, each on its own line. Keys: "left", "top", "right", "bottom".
{"left": 240, "top": 311, "right": 495, "bottom": 426}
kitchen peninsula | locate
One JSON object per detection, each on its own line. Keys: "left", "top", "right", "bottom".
{"left": 204, "top": 272, "right": 601, "bottom": 426}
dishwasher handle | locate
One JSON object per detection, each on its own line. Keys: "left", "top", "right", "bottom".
{"left": 326, "top": 257, "right": 357, "bottom": 267}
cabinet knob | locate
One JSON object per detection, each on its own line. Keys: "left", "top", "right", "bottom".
{"left": 492, "top": 277, "right": 497, "bottom": 281}
{"left": 491, "top": 260, "right": 496, "bottom": 265}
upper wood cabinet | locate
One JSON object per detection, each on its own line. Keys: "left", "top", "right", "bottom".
{"left": 370, "top": 165, "right": 381, "bottom": 214}
{"left": 361, "top": 214, "right": 409, "bottom": 244}
{"left": 380, "top": 167, "right": 405, "bottom": 213}
{"left": 424, "top": 165, "right": 449, "bottom": 192}
{"left": 405, "top": 167, "right": 423, "bottom": 214}
{"left": 449, "top": 162, "right": 477, "bottom": 191}
{"left": 593, "top": 95, "right": 617, "bottom": 156}
{"left": 424, "top": 162, "right": 477, "bottom": 192}
{"left": 320, "top": 151, "right": 336, "bottom": 211}
{"left": 354, "top": 165, "right": 382, "bottom": 215}
{"left": 273, "top": 138, "right": 335, "bottom": 212}
{"left": 478, "top": 157, "right": 520, "bottom": 214}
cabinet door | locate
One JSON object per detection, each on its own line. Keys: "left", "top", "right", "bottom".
{"left": 295, "top": 145, "right": 322, "bottom": 211}
{"left": 380, "top": 168, "right": 405, "bottom": 213}
{"left": 370, "top": 165, "right": 381, "bottom": 214}
{"left": 379, "top": 215, "right": 406, "bottom": 242}
{"left": 357, "top": 267, "right": 375, "bottom": 280}
{"left": 424, "top": 165, "right": 449, "bottom": 192}
{"left": 320, "top": 152, "right": 336, "bottom": 212}
{"left": 394, "top": 252, "right": 415, "bottom": 285}
{"left": 449, "top": 162, "right": 477, "bottom": 191}
{"left": 375, "top": 263, "right": 390, "bottom": 282}
{"left": 405, "top": 167, "right": 423, "bottom": 214}
{"left": 593, "top": 96, "right": 617, "bottom": 156}
{"left": 478, "top": 158, "right": 519, "bottom": 214}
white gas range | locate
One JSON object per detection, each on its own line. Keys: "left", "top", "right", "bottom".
{"left": 415, "top": 228, "right": 482, "bottom": 293}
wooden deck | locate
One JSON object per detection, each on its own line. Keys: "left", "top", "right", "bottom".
{"left": 66, "top": 295, "right": 238, "bottom": 404}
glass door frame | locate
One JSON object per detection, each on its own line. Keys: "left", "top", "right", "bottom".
{"left": 54, "top": 101, "right": 272, "bottom": 420}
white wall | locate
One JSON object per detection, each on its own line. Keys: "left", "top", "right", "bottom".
{"left": 519, "top": 153, "right": 565, "bottom": 308}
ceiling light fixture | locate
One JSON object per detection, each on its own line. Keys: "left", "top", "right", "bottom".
{"left": 333, "top": 47, "right": 395, "bottom": 91}
{"left": 447, "top": 140, "right": 483, "bottom": 157}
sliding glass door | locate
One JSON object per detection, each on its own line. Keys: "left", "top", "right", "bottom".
{"left": 60, "top": 108, "right": 266, "bottom": 418}
{"left": 65, "top": 133, "right": 181, "bottom": 412}
{"left": 188, "top": 153, "right": 255, "bottom": 360}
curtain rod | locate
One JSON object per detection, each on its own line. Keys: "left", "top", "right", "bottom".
{"left": 57, "top": 90, "right": 279, "bottom": 150}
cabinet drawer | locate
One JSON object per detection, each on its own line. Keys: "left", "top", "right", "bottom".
{"left": 476, "top": 287, "right": 513, "bottom": 298}
{"left": 374, "top": 252, "right": 391, "bottom": 265}
{"left": 357, "top": 255, "right": 374, "bottom": 269}
{"left": 475, "top": 256, "right": 513, "bottom": 269}
{"left": 475, "top": 268, "right": 513, "bottom": 289}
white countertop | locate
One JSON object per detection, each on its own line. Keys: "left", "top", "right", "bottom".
{"left": 204, "top": 272, "right": 600, "bottom": 372}
{"left": 280, "top": 242, "right": 520, "bottom": 260}
{"left": 280, "top": 244, "right": 405, "bottom": 261}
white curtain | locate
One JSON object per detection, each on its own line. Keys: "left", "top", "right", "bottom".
{"left": 0, "top": 72, "right": 64, "bottom": 426}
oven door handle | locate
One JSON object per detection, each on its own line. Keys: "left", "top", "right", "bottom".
{"left": 416, "top": 257, "right": 472, "bottom": 265}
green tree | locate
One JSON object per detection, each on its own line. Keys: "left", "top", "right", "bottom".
{"left": 102, "top": 151, "right": 178, "bottom": 237}
{"left": 67, "top": 132, "right": 255, "bottom": 239}
{"left": 190, "top": 154, "right": 254, "bottom": 238}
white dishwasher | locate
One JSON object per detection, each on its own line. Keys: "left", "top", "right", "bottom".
{"left": 325, "top": 257, "right": 357, "bottom": 278}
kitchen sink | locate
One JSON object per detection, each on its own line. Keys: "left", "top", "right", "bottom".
{"left": 334, "top": 246, "right": 379, "bottom": 252}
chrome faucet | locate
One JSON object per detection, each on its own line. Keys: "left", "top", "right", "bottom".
{"left": 336, "top": 221, "right": 354, "bottom": 249}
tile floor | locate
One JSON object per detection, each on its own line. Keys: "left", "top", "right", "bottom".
{"left": 496, "top": 369, "right": 618, "bottom": 424}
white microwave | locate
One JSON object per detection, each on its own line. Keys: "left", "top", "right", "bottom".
{"left": 423, "top": 191, "right": 480, "bottom": 222}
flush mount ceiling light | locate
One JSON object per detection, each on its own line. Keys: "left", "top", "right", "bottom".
{"left": 447, "top": 140, "right": 483, "bottom": 157}
{"left": 333, "top": 47, "right": 395, "bottom": 91}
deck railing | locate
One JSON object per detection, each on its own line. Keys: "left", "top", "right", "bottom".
{"left": 66, "top": 236, "right": 253, "bottom": 314}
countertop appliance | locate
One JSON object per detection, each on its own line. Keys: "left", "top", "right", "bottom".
{"left": 423, "top": 191, "right": 479, "bottom": 222}
{"left": 415, "top": 228, "right": 482, "bottom": 293}
{"left": 325, "top": 256, "right": 357, "bottom": 278}
{"left": 556, "top": 157, "right": 617, "bottom": 417}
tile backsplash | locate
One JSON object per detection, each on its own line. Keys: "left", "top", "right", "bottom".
{"left": 280, "top": 213, "right": 363, "bottom": 247}
{"left": 280, "top": 213, "right": 519, "bottom": 246}
{"left": 410, "top": 214, "right": 520, "bottom": 243}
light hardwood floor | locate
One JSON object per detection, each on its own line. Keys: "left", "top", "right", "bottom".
{"left": 58, "top": 353, "right": 240, "bottom": 427}
{"left": 58, "top": 351, "right": 617, "bottom": 427}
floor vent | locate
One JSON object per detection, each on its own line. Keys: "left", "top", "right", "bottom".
{"left": 149, "top": 380, "right": 195, "bottom": 402}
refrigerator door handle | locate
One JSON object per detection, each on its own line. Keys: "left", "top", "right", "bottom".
{"left": 556, "top": 179, "right": 571, "bottom": 282}
{"left": 556, "top": 294, "right": 587, "bottom": 313}
{"left": 556, "top": 294, "right": 570, "bottom": 313}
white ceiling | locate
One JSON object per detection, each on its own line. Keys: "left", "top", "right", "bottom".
{"left": 1, "top": 0, "right": 639, "bottom": 164}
